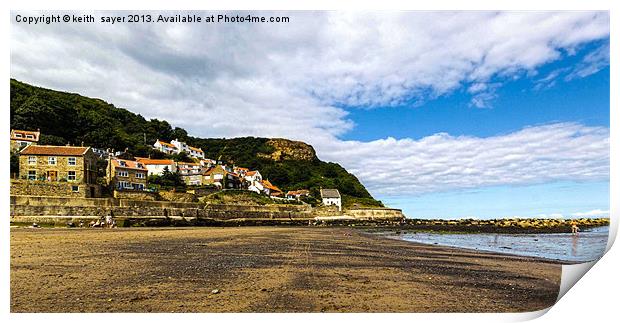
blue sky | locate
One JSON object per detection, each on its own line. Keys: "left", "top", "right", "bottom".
{"left": 342, "top": 41, "right": 610, "bottom": 142}
{"left": 345, "top": 41, "right": 610, "bottom": 219}
{"left": 11, "top": 11, "right": 610, "bottom": 219}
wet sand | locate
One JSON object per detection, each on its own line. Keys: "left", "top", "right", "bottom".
{"left": 10, "top": 227, "right": 561, "bottom": 312}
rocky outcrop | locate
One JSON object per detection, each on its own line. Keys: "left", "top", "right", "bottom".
{"left": 258, "top": 138, "right": 316, "bottom": 161}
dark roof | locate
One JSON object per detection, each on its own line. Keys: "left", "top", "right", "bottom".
{"left": 20, "top": 145, "right": 90, "bottom": 156}
{"left": 320, "top": 189, "right": 341, "bottom": 199}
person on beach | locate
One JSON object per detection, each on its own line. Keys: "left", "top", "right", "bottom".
{"left": 571, "top": 221, "right": 580, "bottom": 235}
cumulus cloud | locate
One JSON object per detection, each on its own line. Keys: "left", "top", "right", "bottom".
{"left": 10, "top": 11, "right": 610, "bottom": 197}
{"left": 319, "top": 123, "right": 609, "bottom": 195}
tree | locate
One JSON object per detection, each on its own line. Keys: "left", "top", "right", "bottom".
{"left": 171, "top": 151, "right": 194, "bottom": 163}
{"left": 10, "top": 151, "right": 19, "bottom": 177}
{"left": 148, "top": 167, "right": 185, "bottom": 190}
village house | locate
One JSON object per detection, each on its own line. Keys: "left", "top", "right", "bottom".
{"left": 233, "top": 166, "right": 249, "bottom": 177}
{"left": 187, "top": 146, "right": 205, "bottom": 159}
{"left": 261, "top": 179, "right": 283, "bottom": 197}
{"left": 203, "top": 165, "right": 227, "bottom": 188}
{"left": 286, "top": 189, "right": 311, "bottom": 201}
{"left": 244, "top": 170, "right": 263, "bottom": 193}
{"left": 153, "top": 139, "right": 178, "bottom": 155}
{"left": 320, "top": 188, "right": 342, "bottom": 211}
{"left": 10, "top": 129, "right": 40, "bottom": 152}
{"left": 18, "top": 145, "right": 99, "bottom": 196}
{"left": 226, "top": 172, "right": 242, "bottom": 189}
{"left": 134, "top": 157, "right": 177, "bottom": 176}
{"left": 177, "top": 161, "right": 203, "bottom": 186}
{"left": 107, "top": 158, "right": 148, "bottom": 191}
{"left": 200, "top": 158, "right": 217, "bottom": 168}
{"left": 153, "top": 139, "right": 205, "bottom": 159}
{"left": 202, "top": 164, "right": 242, "bottom": 189}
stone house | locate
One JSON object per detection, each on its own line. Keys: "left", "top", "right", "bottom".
{"left": 178, "top": 162, "right": 203, "bottom": 186}
{"left": 202, "top": 164, "right": 241, "bottom": 189}
{"left": 107, "top": 158, "right": 148, "bottom": 191}
{"left": 10, "top": 129, "right": 40, "bottom": 152}
{"left": 320, "top": 189, "right": 342, "bottom": 211}
{"left": 134, "top": 157, "right": 177, "bottom": 176}
{"left": 18, "top": 145, "right": 100, "bottom": 197}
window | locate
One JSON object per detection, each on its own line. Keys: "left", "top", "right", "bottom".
{"left": 117, "top": 170, "right": 128, "bottom": 177}
{"left": 134, "top": 183, "right": 145, "bottom": 190}
{"left": 15, "top": 133, "right": 23, "bottom": 138}
{"left": 28, "top": 156, "right": 36, "bottom": 165}
{"left": 68, "top": 171, "right": 76, "bottom": 181}
{"left": 71, "top": 186, "right": 79, "bottom": 192}
{"left": 27, "top": 170, "right": 36, "bottom": 180}
{"left": 68, "top": 157, "right": 77, "bottom": 166}
{"left": 26, "top": 135, "right": 34, "bottom": 139}
{"left": 117, "top": 181, "right": 131, "bottom": 189}
{"left": 136, "top": 172, "right": 145, "bottom": 179}
{"left": 48, "top": 157, "right": 56, "bottom": 165}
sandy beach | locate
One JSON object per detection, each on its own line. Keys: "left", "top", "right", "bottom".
{"left": 10, "top": 226, "right": 561, "bottom": 313}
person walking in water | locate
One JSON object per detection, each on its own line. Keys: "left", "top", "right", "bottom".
{"left": 571, "top": 221, "right": 580, "bottom": 235}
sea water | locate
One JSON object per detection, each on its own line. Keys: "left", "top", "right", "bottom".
{"left": 389, "top": 226, "right": 609, "bottom": 263}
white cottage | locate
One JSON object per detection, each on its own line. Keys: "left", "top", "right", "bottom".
{"left": 320, "top": 189, "right": 342, "bottom": 211}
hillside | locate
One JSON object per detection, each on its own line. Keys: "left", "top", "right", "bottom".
{"left": 10, "top": 79, "right": 383, "bottom": 206}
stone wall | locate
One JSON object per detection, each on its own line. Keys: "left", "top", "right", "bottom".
{"left": 10, "top": 180, "right": 101, "bottom": 198}
{"left": 10, "top": 196, "right": 315, "bottom": 224}
{"left": 113, "top": 190, "right": 158, "bottom": 201}
{"left": 343, "top": 208, "right": 405, "bottom": 220}
{"left": 9, "top": 195, "right": 401, "bottom": 224}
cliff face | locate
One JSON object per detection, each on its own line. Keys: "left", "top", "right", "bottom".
{"left": 258, "top": 139, "right": 317, "bottom": 161}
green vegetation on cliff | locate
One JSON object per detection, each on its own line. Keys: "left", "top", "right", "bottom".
{"left": 10, "top": 79, "right": 382, "bottom": 205}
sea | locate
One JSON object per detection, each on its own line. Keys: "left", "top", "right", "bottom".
{"left": 386, "top": 226, "right": 609, "bottom": 263}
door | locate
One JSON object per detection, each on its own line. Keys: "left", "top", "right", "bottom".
{"left": 47, "top": 171, "right": 57, "bottom": 181}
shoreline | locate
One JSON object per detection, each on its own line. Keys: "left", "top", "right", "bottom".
{"left": 11, "top": 226, "right": 561, "bottom": 312}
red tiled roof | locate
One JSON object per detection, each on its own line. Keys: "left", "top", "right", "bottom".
{"left": 246, "top": 171, "right": 258, "bottom": 176}
{"left": 20, "top": 145, "right": 89, "bottom": 156}
{"left": 286, "top": 189, "right": 310, "bottom": 196}
{"left": 112, "top": 158, "right": 147, "bottom": 171}
{"left": 135, "top": 157, "right": 175, "bottom": 165}
{"left": 261, "top": 179, "right": 282, "bottom": 192}
{"left": 156, "top": 140, "right": 176, "bottom": 148}
{"left": 188, "top": 146, "right": 203, "bottom": 153}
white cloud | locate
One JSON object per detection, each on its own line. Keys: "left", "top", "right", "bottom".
{"left": 318, "top": 123, "right": 609, "bottom": 195}
{"left": 10, "top": 11, "right": 610, "bottom": 197}
{"left": 571, "top": 209, "right": 610, "bottom": 217}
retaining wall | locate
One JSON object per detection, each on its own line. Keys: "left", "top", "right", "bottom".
{"left": 9, "top": 195, "right": 404, "bottom": 225}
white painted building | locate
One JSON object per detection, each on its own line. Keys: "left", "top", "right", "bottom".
{"left": 320, "top": 189, "right": 342, "bottom": 211}
{"left": 134, "top": 158, "right": 177, "bottom": 176}
{"left": 244, "top": 170, "right": 264, "bottom": 194}
{"left": 153, "top": 139, "right": 178, "bottom": 155}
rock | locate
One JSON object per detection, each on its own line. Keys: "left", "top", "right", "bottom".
{"left": 211, "top": 289, "right": 220, "bottom": 294}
